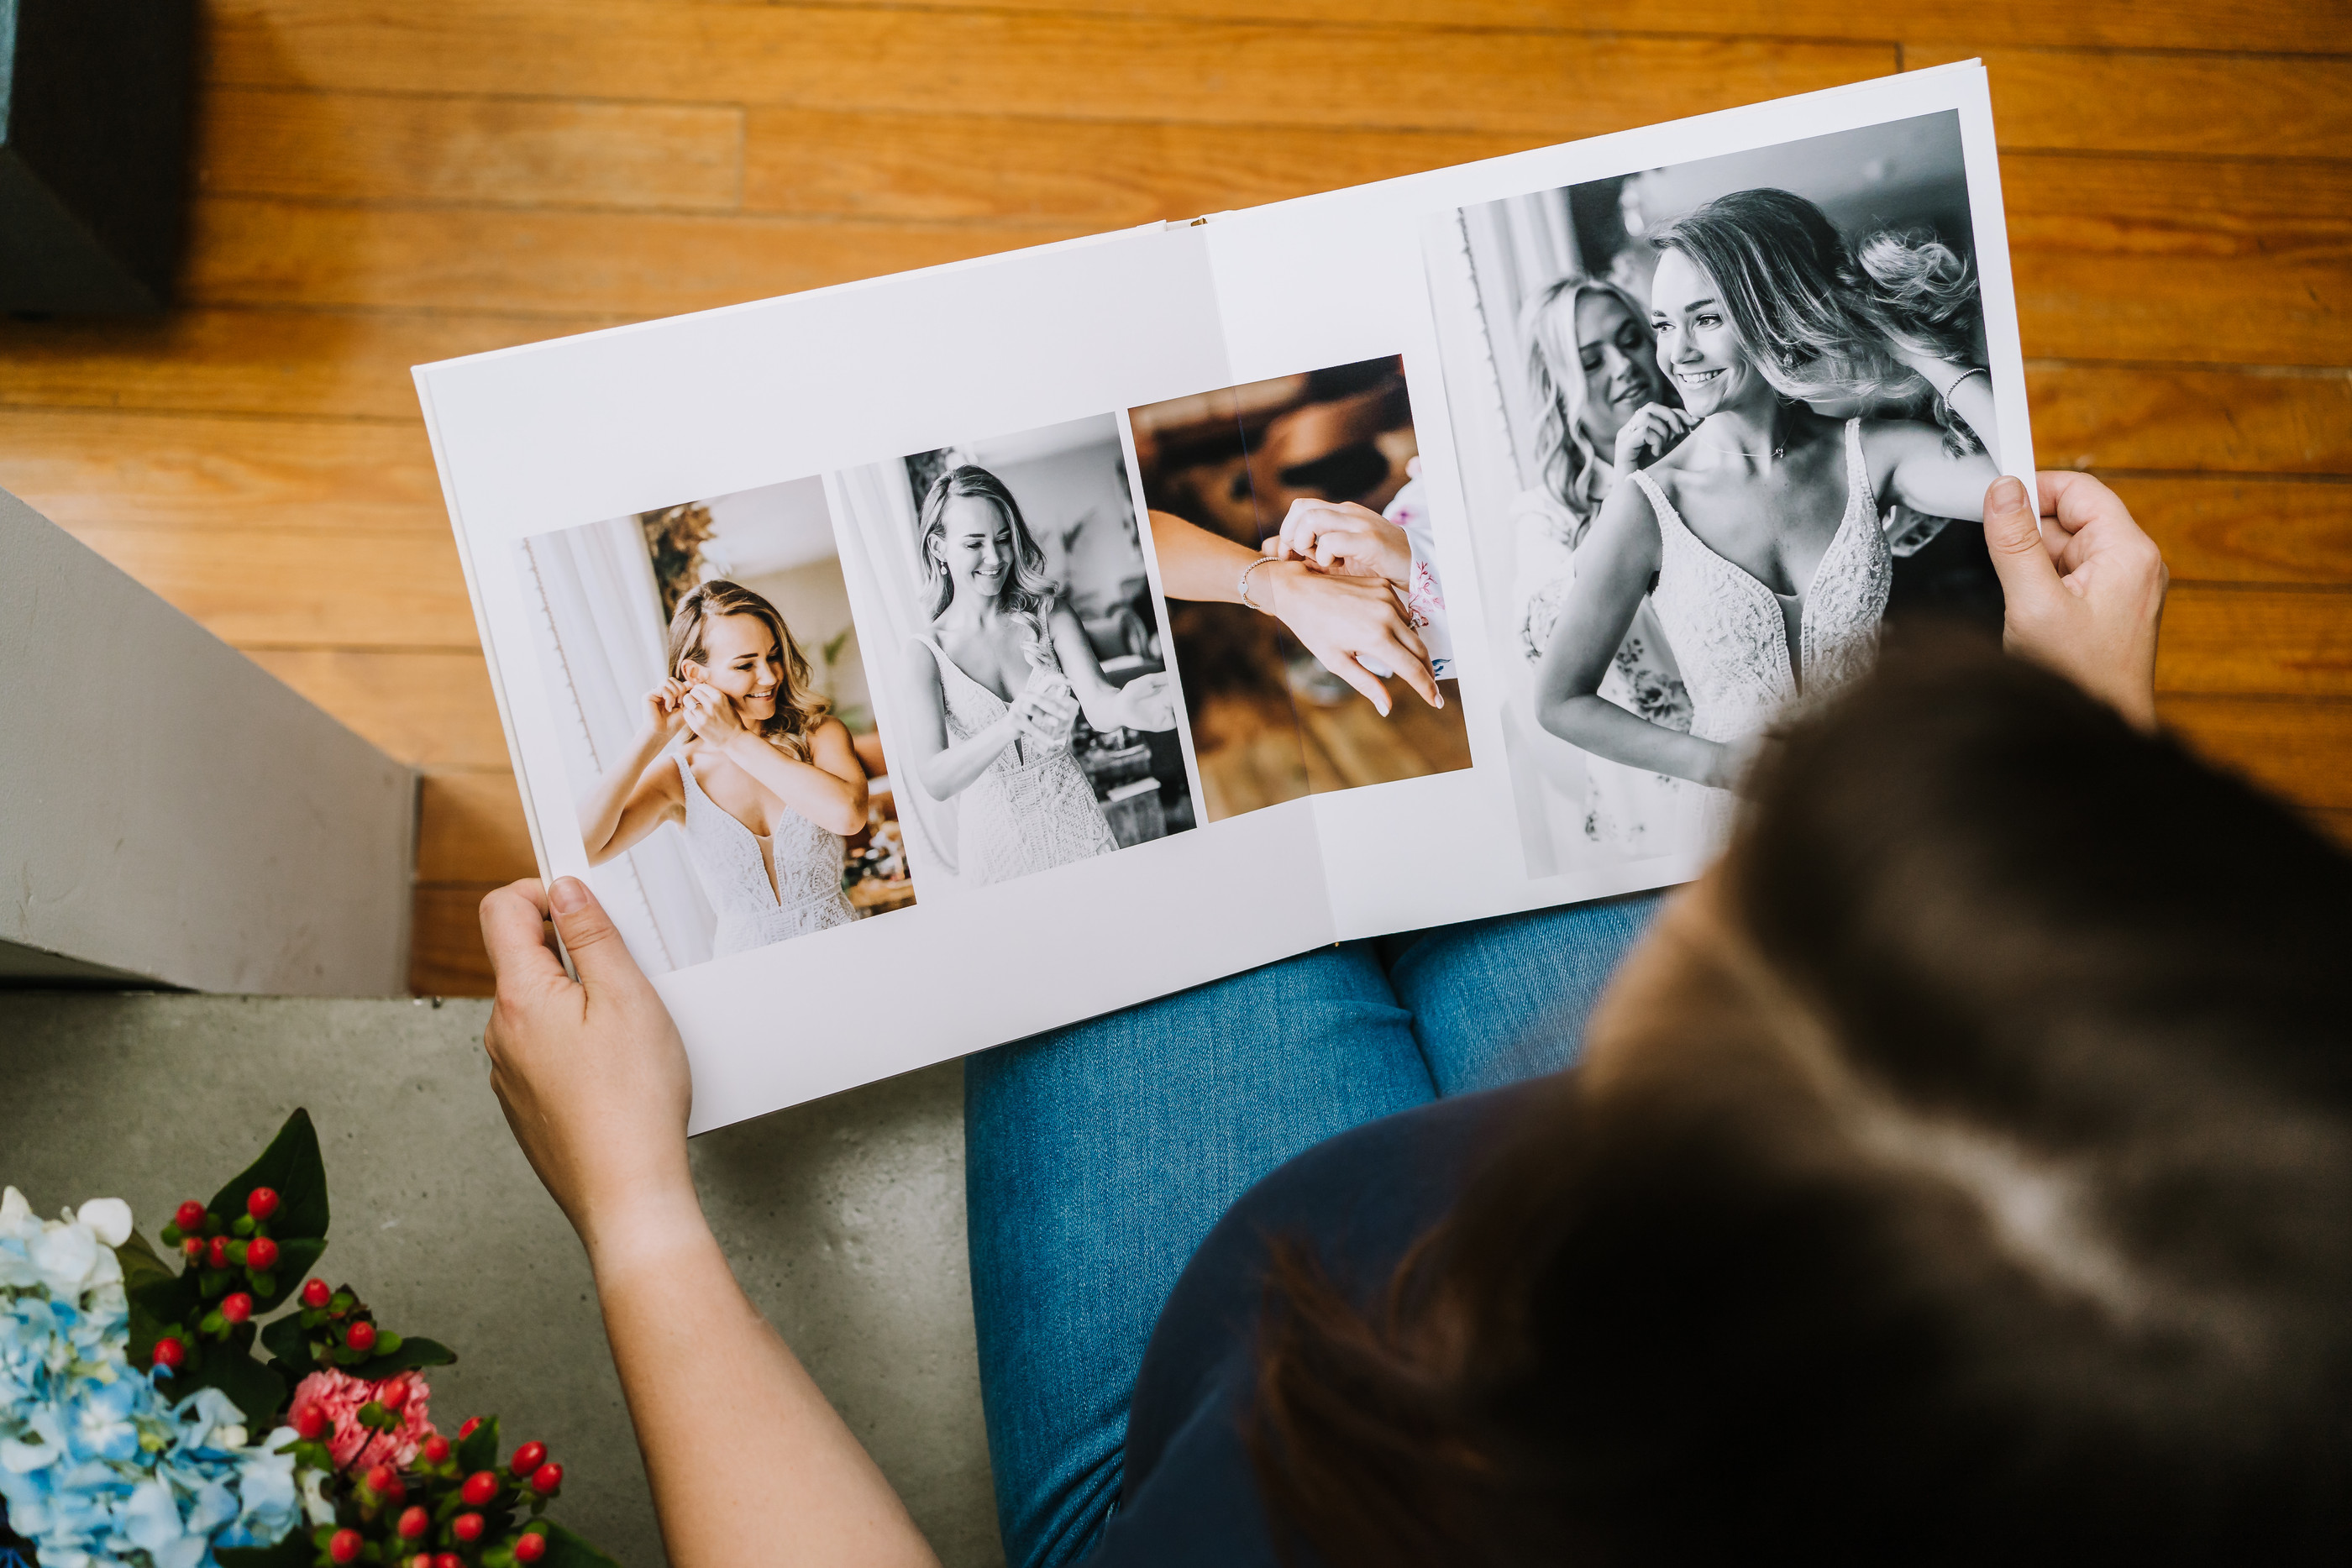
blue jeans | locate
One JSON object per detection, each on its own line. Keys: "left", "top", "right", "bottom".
{"left": 963, "top": 894, "right": 1665, "bottom": 1568}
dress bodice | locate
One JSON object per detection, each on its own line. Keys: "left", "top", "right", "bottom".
{"left": 1631, "top": 417, "right": 1891, "bottom": 746}
{"left": 674, "top": 751, "right": 855, "bottom": 957}
{"left": 917, "top": 634, "right": 1115, "bottom": 886}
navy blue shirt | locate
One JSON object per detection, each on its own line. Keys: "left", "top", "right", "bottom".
{"left": 1088, "top": 1083, "right": 1531, "bottom": 1563}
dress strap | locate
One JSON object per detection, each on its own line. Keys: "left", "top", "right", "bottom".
{"left": 1842, "top": 416, "right": 1875, "bottom": 513}
{"left": 1628, "top": 469, "right": 1685, "bottom": 542}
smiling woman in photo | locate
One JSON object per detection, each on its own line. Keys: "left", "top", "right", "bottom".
{"left": 1534, "top": 187, "right": 2000, "bottom": 820}
{"left": 575, "top": 579, "right": 867, "bottom": 957}
{"left": 901, "top": 464, "right": 1179, "bottom": 887}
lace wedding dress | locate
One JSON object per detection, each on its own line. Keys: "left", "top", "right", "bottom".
{"left": 1630, "top": 417, "right": 1892, "bottom": 827}
{"left": 920, "top": 637, "right": 1116, "bottom": 886}
{"left": 675, "top": 753, "right": 858, "bottom": 958}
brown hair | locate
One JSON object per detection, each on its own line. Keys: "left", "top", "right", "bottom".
{"left": 1252, "top": 636, "right": 2352, "bottom": 1563}
{"left": 663, "top": 579, "right": 829, "bottom": 763}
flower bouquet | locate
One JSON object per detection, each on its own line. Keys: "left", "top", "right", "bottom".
{"left": 0, "top": 1112, "right": 618, "bottom": 1568}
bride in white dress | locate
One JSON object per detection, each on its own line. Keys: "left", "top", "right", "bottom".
{"left": 903, "top": 464, "right": 1178, "bottom": 887}
{"left": 578, "top": 580, "right": 865, "bottom": 957}
{"left": 1536, "top": 187, "right": 2004, "bottom": 829}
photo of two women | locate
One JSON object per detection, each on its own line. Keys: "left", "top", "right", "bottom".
{"left": 1436, "top": 111, "right": 2008, "bottom": 873}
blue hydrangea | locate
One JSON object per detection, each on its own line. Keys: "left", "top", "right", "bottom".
{"left": 0, "top": 1189, "right": 302, "bottom": 1568}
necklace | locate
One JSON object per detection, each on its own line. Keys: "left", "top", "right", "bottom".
{"left": 1701, "top": 441, "right": 1785, "bottom": 460}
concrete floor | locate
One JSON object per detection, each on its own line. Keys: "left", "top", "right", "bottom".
{"left": 0, "top": 994, "right": 1004, "bottom": 1568}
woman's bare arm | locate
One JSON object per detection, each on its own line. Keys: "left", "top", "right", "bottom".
{"left": 478, "top": 878, "right": 939, "bottom": 1568}
{"left": 1535, "top": 482, "right": 1738, "bottom": 788}
{"left": 702, "top": 711, "right": 869, "bottom": 836}
{"left": 1145, "top": 509, "right": 1439, "bottom": 714}
{"left": 1045, "top": 600, "right": 1176, "bottom": 734}
{"left": 580, "top": 733, "right": 687, "bottom": 866}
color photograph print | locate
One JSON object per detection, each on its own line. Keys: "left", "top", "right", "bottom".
{"left": 1425, "top": 111, "right": 2005, "bottom": 878}
{"left": 1126, "top": 354, "right": 1473, "bottom": 824}
{"left": 515, "top": 475, "right": 914, "bottom": 977}
{"left": 831, "top": 414, "right": 1198, "bottom": 893}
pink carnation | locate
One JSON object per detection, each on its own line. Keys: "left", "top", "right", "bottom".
{"left": 287, "top": 1367, "right": 438, "bottom": 1471}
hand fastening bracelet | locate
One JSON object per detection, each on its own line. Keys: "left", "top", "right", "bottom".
{"left": 1237, "top": 555, "right": 1277, "bottom": 612}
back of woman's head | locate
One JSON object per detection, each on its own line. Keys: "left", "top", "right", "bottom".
{"left": 1253, "top": 637, "right": 2352, "bottom": 1565}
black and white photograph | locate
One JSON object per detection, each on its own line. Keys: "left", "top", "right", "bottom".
{"left": 1126, "top": 356, "right": 1474, "bottom": 822}
{"left": 514, "top": 476, "right": 915, "bottom": 976}
{"left": 1426, "top": 112, "right": 2010, "bottom": 876}
{"left": 831, "top": 415, "right": 1198, "bottom": 892}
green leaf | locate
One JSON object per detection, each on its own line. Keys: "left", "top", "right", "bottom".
{"left": 537, "top": 1522, "right": 622, "bottom": 1568}
{"left": 349, "top": 1337, "right": 456, "bottom": 1380}
{"left": 260, "top": 1314, "right": 318, "bottom": 1378}
{"left": 117, "top": 1232, "right": 191, "bottom": 1362}
{"left": 207, "top": 1109, "right": 330, "bottom": 1243}
{"left": 456, "top": 1415, "right": 500, "bottom": 1476}
{"left": 176, "top": 1335, "right": 289, "bottom": 1429}
{"left": 218, "top": 1523, "right": 316, "bottom": 1568}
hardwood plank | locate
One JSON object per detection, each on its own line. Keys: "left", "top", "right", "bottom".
{"left": 207, "top": 5, "right": 1891, "bottom": 137}
{"left": 2159, "top": 696, "right": 2352, "bottom": 809}
{"left": 410, "top": 884, "right": 499, "bottom": 996}
{"left": 2027, "top": 365, "right": 2352, "bottom": 476}
{"left": 418, "top": 772, "right": 536, "bottom": 884}
{"left": 0, "top": 407, "right": 446, "bottom": 532}
{"left": 2018, "top": 254, "right": 2349, "bottom": 368}
{"left": 245, "top": 650, "right": 511, "bottom": 768}
{"left": 743, "top": 108, "right": 1540, "bottom": 224}
{"left": 724, "top": 0, "right": 2342, "bottom": 54}
{"left": 2311, "top": 807, "right": 2352, "bottom": 852}
{"left": 62, "top": 526, "right": 475, "bottom": 648}
{"left": 0, "top": 309, "right": 624, "bottom": 422}
{"left": 1908, "top": 47, "right": 2352, "bottom": 160}
{"left": 201, "top": 87, "right": 743, "bottom": 210}
{"left": 2111, "top": 476, "right": 2352, "bottom": 586}
{"left": 182, "top": 197, "right": 1078, "bottom": 317}
{"left": 2005, "top": 154, "right": 2352, "bottom": 269}
{"left": 2154, "top": 587, "right": 2352, "bottom": 696}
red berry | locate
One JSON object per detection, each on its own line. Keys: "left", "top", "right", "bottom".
{"left": 435, "top": 1555, "right": 463, "bottom": 1568}
{"left": 528, "top": 1462, "right": 562, "bottom": 1495}
{"left": 507, "top": 1441, "right": 547, "bottom": 1477}
{"left": 421, "top": 1434, "right": 450, "bottom": 1464}
{"left": 206, "top": 1236, "right": 229, "bottom": 1270}
{"left": 396, "top": 1506, "right": 429, "bottom": 1539}
{"left": 461, "top": 1471, "right": 498, "bottom": 1507}
{"left": 346, "top": 1320, "right": 377, "bottom": 1352}
{"left": 220, "top": 1293, "right": 254, "bottom": 1325}
{"left": 295, "top": 1405, "right": 329, "bottom": 1440}
{"left": 175, "top": 1201, "right": 207, "bottom": 1234}
{"left": 411, "top": 1556, "right": 433, "bottom": 1568}
{"left": 246, "top": 1188, "right": 281, "bottom": 1221}
{"left": 302, "top": 1277, "right": 332, "bottom": 1309}
{"left": 328, "top": 1529, "right": 364, "bottom": 1565}
{"left": 181, "top": 1236, "right": 203, "bottom": 1261}
{"left": 365, "top": 1463, "right": 399, "bottom": 1496}
{"left": 244, "top": 1235, "right": 280, "bottom": 1271}
{"left": 458, "top": 1418, "right": 480, "bottom": 1440}
{"left": 513, "top": 1534, "right": 548, "bottom": 1565}
{"left": 150, "top": 1336, "right": 187, "bottom": 1373}
{"left": 452, "top": 1513, "right": 485, "bottom": 1544}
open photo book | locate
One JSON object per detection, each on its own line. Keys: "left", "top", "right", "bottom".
{"left": 416, "top": 63, "right": 2036, "bottom": 1133}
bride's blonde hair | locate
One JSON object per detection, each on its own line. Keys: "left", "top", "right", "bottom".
{"left": 664, "top": 579, "right": 830, "bottom": 763}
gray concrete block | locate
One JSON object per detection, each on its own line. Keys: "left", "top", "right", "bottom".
{"left": 0, "top": 994, "right": 1004, "bottom": 1568}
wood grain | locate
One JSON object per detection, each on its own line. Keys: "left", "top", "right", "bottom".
{"left": 207, "top": 5, "right": 1893, "bottom": 137}
{"left": 245, "top": 651, "right": 511, "bottom": 769}
{"left": 0, "top": 408, "right": 445, "bottom": 532}
{"left": 201, "top": 87, "right": 745, "bottom": 210}
{"left": 2026, "top": 366, "right": 2352, "bottom": 476}
{"left": 2154, "top": 588, "right": 2352, "bottom": 696}
{"left": 2160, "top": 696, "right": 2352, "bottom": 809}
{"left": 718, "top": 0, "right": 2344, "bottom": 54}
{"left": 1908, "top": 47, "right": 2352, "bottom": 159}
{"left": 409, "top": 884, "right": 501, "bottom": 995}
{"left": 60, "top": 527, "right": 474, "bottom": 648}
{"left": 417, "top": 772, "right": 536, "bottom": 884}
{"left": 0, "top": 310, "right": 625, "bottom": 421}
{"left": 2112, "top": 477, "right": 2352, "bottom": 586}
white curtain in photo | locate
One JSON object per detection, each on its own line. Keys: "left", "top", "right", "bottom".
{"left": 833, "top": 460, "right": 965, "bottom": 889}
{"left": 519, "top": 520, "right": 717, "bottom": 971}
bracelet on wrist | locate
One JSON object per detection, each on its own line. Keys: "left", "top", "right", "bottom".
{"left": 1237, "top": 555, "right": 1278, "bottom": 612}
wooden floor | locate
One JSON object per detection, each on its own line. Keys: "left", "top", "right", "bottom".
{"left": 3, "top": 1, "right": 2346, "bottom": 994}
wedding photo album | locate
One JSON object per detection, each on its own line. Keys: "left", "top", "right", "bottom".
{"left": 418, "top": 62, "right": 2035, "bottom": 1130}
